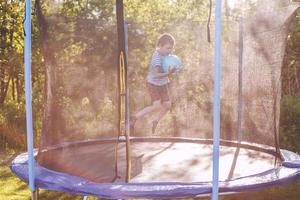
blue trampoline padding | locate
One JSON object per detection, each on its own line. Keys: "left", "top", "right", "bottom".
{"left": 283, "top": 161, "right": 300, "bottom": 168}
{"left": 10, "top": 149, "right": 300, "bottom": 199}
{"left": 281, "top": 150, "right": 300, "bottom": 168}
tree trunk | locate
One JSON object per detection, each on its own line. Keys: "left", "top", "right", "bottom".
{"left": 0, "top": 1, "right": 8, "bottom": 106}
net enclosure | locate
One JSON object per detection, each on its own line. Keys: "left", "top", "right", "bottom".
{"left": 11, "top": 0, "right": 300, "bottom": 199}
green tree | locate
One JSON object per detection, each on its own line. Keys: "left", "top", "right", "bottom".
{"left": 0, "top": 0, "right": 44, "bottom": 151}
{"left": 282, "top": 3, "right": 300, "bottom": 96}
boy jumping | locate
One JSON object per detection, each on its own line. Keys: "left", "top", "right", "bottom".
{"left": 130, "top": 33, "right": 177, "bottom": 135}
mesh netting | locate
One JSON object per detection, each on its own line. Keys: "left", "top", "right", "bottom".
{"left": 128, "top": 0, "right": 297, "bottom": 146}
{"left": 38, "top": 1, "right": 119, "bottom": 146}
{"left": 35, "top": 0, "right": 299, "bottom": 183}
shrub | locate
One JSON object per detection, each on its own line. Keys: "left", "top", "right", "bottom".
{"left": 280, "top": 95, "right": 300, "bottom": 153}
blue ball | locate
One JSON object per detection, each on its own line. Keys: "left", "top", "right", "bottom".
{"left": 161, "top": 55, "right": 182, "bottom": 73}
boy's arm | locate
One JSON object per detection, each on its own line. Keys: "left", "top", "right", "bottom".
{"left": 153, "top": 65, "right": 176, "bottom": 78}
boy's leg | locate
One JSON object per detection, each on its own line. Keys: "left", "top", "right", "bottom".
{"left": 152, "top": 101, "right": 172, "bottom": 134}
{"left": 131, "top": 83, "right": 161, "bottom": 122}
{"left": 134, "top": 100, "right": 161, "bottom": 119}
{"left": 154, "top": 101, "right": 172, "bottom": 121}
{"left": 152, "top": 84, "right": 172, "bottom": 134}
{"left": 130, "top": 100, "right": 161, "bottom": 133}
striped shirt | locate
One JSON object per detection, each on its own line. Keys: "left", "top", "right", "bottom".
{"left": 147, "top": 50, "right": 169, "bottom": 86}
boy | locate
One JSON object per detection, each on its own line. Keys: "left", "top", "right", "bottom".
{"left": 130, "top": 33, "right": 177, "bottom": 134}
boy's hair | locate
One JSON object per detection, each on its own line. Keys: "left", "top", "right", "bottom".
{"left": 156, "top": 33, "right": 175, "bottom": 47}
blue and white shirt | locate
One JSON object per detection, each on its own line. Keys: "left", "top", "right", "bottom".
{"left": 147, "top": 50, "right": 169, "bottom": 86}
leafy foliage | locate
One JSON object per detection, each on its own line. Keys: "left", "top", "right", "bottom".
{"left": 280, "top": 95, "right": 300, "bottom": 153}
{"left": 282, "top": 6, "right": 300, "bottom": 96}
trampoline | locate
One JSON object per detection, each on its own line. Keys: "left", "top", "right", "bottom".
{"left": 11, "top": 137, "right": 300, "bottom": 198}
{"left": 11, "top": 0, "right": 300, "bottom": 199}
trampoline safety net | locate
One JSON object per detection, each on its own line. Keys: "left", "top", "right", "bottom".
{"left": 33, "top": 0, "right": 299, "bottom": 184}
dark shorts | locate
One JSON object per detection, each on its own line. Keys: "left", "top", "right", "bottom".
{"left": 147, "top": 82, "right": 170, "bottom": 103}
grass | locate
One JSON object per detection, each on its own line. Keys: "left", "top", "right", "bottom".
{"left": 1, "top": 152, "right": 300, "bottom": 200}
{"left": 1, "top": 154, "right": 29, "bottom": 200}
{"left": 0, "top": 152, "right": 87, "bottom": 200}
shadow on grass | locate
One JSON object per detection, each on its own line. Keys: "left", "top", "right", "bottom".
{"left": 0, "top": 151, "right": 21, "bottom": 167}
{"left": 0, "top": 170, "right": 13, "bottom": 179}
{"left": 15, "top": 183, "right": 29, "bottom": 192}
{"left": 38, "top": 190, "right": 83, "bottom": 200}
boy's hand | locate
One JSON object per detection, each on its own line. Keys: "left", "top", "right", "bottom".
{"left": 169, "top": 66, "right": 176, "bottom": 74}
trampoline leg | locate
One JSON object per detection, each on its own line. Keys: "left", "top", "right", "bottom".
{"left": 31, "top": 189, "right": 38, "bottom": 200}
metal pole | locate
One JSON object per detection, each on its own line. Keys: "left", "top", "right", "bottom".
{"left": 212, "top": 0, "right": 222, "bottom": 200}
{"left": 24, "top": 0, "right": 36, "bottom": 199}
{"left": 116, "top": 0, "right": 131, "bottom": 182}
{"left": 237, "top": 17, "right": 244, "bottom": 143}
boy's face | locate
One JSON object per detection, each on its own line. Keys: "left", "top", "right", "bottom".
{"left": 159, "top": 43, "right": 173, "bottom": 56}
